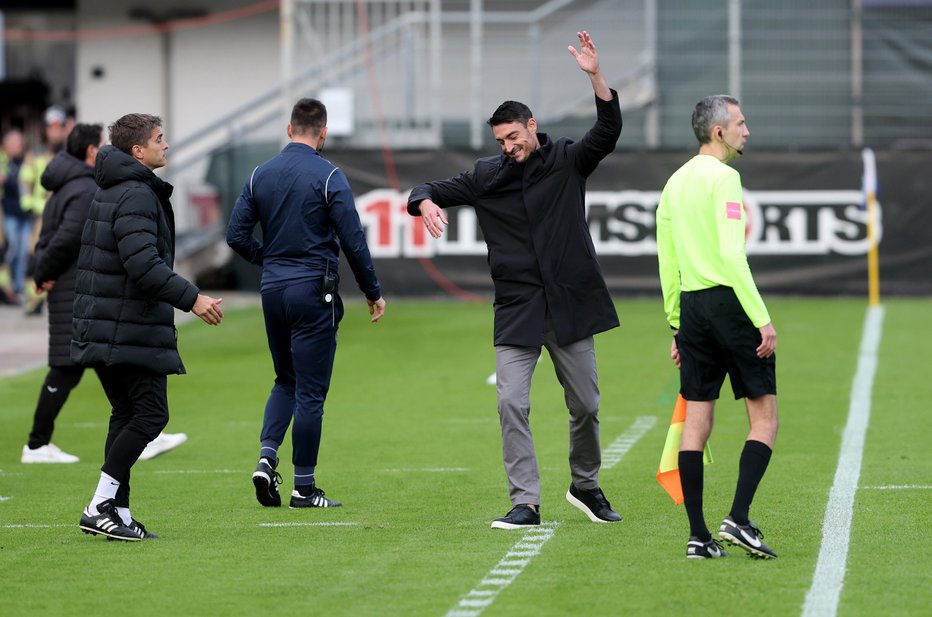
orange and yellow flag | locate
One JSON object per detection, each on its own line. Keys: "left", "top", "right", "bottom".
{"left": 656, "top": 394, "right": 713, "bottom": 505}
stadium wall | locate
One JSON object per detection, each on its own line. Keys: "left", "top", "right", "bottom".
{"left": 210, "top": 147, "right": 932, "bottom": 298}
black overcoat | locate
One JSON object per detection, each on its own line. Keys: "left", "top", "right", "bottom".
{"left": 408, "top": 92, "right": 622, "bottom": 347}
{"left": 71, "top": 145, "right": 199, "bottom": 375}
{"left": 31, "top": 152, "right": 97, "bottom": 366}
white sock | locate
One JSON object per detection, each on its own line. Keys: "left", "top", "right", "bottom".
{"left": 116, "top": 507, "right": 133, "bottom": 526}
{"left": 88, "top": 472, "right": 120, "bottom": 514}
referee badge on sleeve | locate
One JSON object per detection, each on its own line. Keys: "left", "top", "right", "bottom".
{"left": 726, "top": 201, "right": 742, "bottom": 220}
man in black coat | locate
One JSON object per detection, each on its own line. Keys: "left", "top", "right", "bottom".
{"left": 407, "top": 32, "right": 623, "bottom": 529}
{"left": 19, "top": 124, "right": 103, "bottom": 464}
{"left": 73, "top": 113, "right": 223, "bottom": 542}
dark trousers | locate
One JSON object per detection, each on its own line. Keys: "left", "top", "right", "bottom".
{"left": 97, "top": 365, "right": 169, "bottom": 507}
{"left": 28, "top": 365, "right": 98, "bottom": 449}
{"left": 260, "top": 280, "right": 342, "bottom": 469}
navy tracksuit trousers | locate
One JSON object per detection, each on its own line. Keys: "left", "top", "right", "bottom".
{"left": 259, "top": 278, "right": 343, "bottom": 469}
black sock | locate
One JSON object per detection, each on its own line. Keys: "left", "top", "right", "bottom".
{"left": 679, "top": 450, "right": 709, "bottom": 541}
{"left": 729, "top": 440, "right": 773, "bottom": 525}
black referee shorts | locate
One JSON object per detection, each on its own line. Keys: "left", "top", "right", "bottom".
{"left": 676, "top": 286, "right": 776, "bottom": 401}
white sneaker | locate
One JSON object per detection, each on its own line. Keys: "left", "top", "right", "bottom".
{"left": 138, "top": 432, "right": 188, "bottom": 461}
{"left": 21, "top": 443, "right": 80, "bottom": 464}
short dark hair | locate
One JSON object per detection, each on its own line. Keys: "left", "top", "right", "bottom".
{"left": 692, "top": 95, "right": 740, "bottom": 144}
{"left": 66, "top": 123, "right": 103, "bottom": 160}
{"left": 487, "top": 101, "right": 533, "bottom": 127}
{"left": 290, "top": 98, "right": 327, "bottom": 136}
{"left": 108, "top": 114, "right": 161, "bottom": 155}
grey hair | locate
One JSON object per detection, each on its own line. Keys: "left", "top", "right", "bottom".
{"left": 692, "top": 95, "right": 740, "bottom": 144}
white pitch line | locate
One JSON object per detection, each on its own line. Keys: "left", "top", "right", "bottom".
{"left": 3, "top": 524, "right": 71, "bottom": 528}
{"left": 0, "top": 496, "right": 11, "bottom": 502}
{"left": 381, "top": 467, "right": 471, "bottom": 473}
{"left": 802, "top": 305, "right": 884, "bottom": 617}
{"left": 153, "top": 469, "right": 241, "bottom": 475}
{"left": 861, "top": 485, "right": 931, "bottom": 490}
{"left": 257, "top": 522, "right": 360, "bottom": 527}
{"left": 601, "top": 416, "right": 657, "bottom": 470}
{"left": 445, "top": 523, "right": 560, "bottom": 617}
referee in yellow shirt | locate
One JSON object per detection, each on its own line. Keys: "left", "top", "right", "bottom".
{"left": 656, "top": 95, "right": 778, "bottom": 560}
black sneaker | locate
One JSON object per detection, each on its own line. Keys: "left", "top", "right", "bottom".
{"left": 79, "top": 499, "right": 142, "bottom": 542}
{"left": 686, "top": 536, "right": 728, "bottom": 559}
{"left": 252, "top": 457, "right": 282, "bottom": 507}
{"left": 289, "top": 484, "right": 342, "bottom": 508}
{"left": 565, "top": 484, "right": 622, "bottom": 523}
{"left": 719, "top": 516, "right": 777, "bottom": 559}
{"left": 490, "top": 504, "right": 540, "bottom": 530}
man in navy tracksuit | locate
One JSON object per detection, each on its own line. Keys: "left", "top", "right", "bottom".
{"left": 227, "top": 98, "right": 385, "bottom": 509}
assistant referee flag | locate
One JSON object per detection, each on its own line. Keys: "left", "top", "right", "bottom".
{"left": 656, "top": 394, "right": 713, "bottom": 505}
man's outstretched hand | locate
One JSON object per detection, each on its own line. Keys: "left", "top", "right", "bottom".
{"left": 192, "top": 294, "right": 223, "bottom": 325}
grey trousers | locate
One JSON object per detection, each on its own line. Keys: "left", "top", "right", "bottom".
{"left": 495, "top": 322, "right": 602, "bottom": 506}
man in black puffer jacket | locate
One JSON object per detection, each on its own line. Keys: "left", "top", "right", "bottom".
{"left": 20, "top": 124, "right": 103, "bottom": 464}
{"left": 73, "top": 113, "right": 224, "bottom": 542}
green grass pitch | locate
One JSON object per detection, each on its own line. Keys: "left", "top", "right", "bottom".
{"left": 0, "top": 298, "right": 929, "bottom": 616}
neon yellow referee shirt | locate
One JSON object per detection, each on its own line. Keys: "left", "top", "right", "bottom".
{"left": 656, "top": 154, "right": 770, "bottom": 329}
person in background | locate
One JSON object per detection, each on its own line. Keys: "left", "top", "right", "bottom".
{"left": 227, "top": 98, "right": 385, "bottom": 510}
{"left": 656, "top": 95, "right": 779, "bottom": 560}
{"left": 74, "top": 114, "right": 223, "bottom": 541}
{"left": 1, "top": 129, "right": 31, "bottom": 305}
{"left": 21, "top": 106, "right": 69, "bottom": 315}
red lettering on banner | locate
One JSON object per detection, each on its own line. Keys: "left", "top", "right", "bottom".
{"left": 364, "top": 198, "right": 393, "bottom": 248}
{"left": 405, "top": 203, "right": 426, "bottom": 247}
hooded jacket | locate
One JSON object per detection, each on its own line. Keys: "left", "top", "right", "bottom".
{"left": 71, "top": 145, "right": 199, "bottom": 374}
{"left": 32, "top": 151, "right": 97, "bottom": 366}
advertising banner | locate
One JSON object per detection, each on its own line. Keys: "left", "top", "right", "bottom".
{"left": 327, "top": 149, "right": 930, "bottom": 298}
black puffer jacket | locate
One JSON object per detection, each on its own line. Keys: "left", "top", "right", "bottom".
{"left": 32, "top": 152, "right": 98, "bottom": 366}
{"left": 71, "top": 145, "right": 199, "bottom": 375}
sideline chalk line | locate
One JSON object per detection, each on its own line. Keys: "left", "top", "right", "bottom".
{"left": 444, "top": 415, "right": 654, "bottom": 617}
{"left": 602, "top": 416, "right": 657, "bottom": 470}
{"left": 445, "top": 523, "right": 560, "bottom": 617}
{"left": 257, "top": 522, "right": 360, "bottom": 527}
{"left": 860, "top": 484, "right": 930, "bottom": 490}
{"left": 801, "top": 305, "right": 884, "bottom": 617}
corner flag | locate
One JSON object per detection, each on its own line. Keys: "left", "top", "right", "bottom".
{"left": 656, "top": 394, "right": 713, "bottom": 505}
